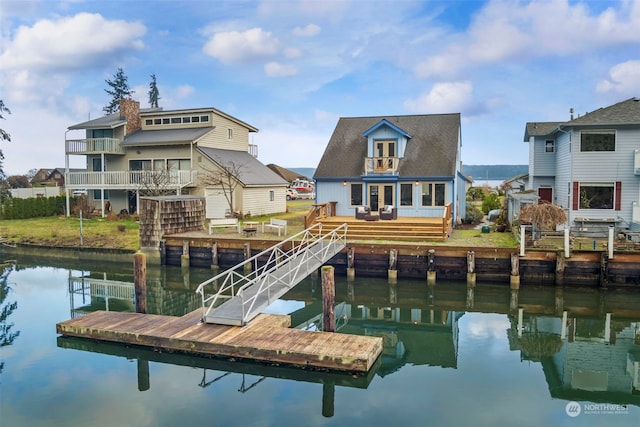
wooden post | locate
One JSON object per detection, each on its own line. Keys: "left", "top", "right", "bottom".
{"left": 520, "top": 225, "right": 526, "bottom": 256}
{"left": 466, "top": 286, "right": 474, "bottom": 309}
{"left": 599, "top": 253, "right": 608, "bottom": 288}
{"left": 181, "top": 240, "right": 190, "bottom": 268}
{"left": 388, "top": 248, "right": 398, "bottom": 284}
{"left": 211, "top": 241, "right": 219, "bottom": 271}
{"left": 321, "top": 266, "right": 335, "bottom": 332}
{"left": 426, "top": 249, "right": 436, "bottom": 285}
{"left": 466, "top": 251, "right": 476, "bottom": 287}
{"left": 134, "top": 252, "right": 147, "bottom": 314}
{"left": 347, "top": 247, "right": 355, "bottom": 281}
{"left": 244, "top": 243, "right": 252, "bottom": 273}
{"left": 510, "top": 253, "right": 520, "bottom": 289}
{"left": 564, "top": 227, "right": 571, "bottom": 258}
{"left": 555, "top": 251, "right": 565, "bottom": 286}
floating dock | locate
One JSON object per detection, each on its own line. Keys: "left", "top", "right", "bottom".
{"left": 56, "top": 309, "right": 383, "bottom": 372}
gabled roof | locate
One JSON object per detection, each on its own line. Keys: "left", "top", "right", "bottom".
{"left": 198, "top": 147, "right": 288, "bottom": 187}
{"left": 121, "top": 127, "right": 214, "bottom": 146}
{"left": 523, "top": 122, "right": 563, "bottom": 141}
{"left": 362, "top": 119, "right": 411, "bottom": 138}
{"left": 567, "top": 97, "right": 640, "bottom": 126}
{"left": 523, "top": 97, "right": 640, "bottom": 141}
{"left": 314, "top": 114, "right": 460, "bottom": 179}
{"left": 266, "top": 164, "right": 309, "bottom": 182}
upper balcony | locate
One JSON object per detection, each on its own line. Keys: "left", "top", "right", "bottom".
{"left": 66, "top": 138, "right": 125, "bottom": 155}
{"left": 363, "top": 157, "right": 399, "bottom": 175}
{"left": 65, "top": 169, "right": 197, "bottom": 190}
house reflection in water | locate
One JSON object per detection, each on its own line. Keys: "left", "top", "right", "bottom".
{"left": 509, "top": 312, "right": 640, "bottom": 405}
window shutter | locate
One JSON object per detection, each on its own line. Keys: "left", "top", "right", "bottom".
{"left": 572, "top": 182, "right": 579, "bottom": 210}
{"left": 615, "top": 181, "right": 622, "bottom": 210}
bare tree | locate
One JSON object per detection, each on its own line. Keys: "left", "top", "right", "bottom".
{"left": 137, "top": 167, "right": 176, "bottom": 197}
{"left": 200, "top": 157, "right": 247, "bottom": 218}
{"left": 520, "top": 203, "right": 568, "bottom": 240}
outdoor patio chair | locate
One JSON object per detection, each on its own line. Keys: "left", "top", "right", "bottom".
{"left": 355, "top": 205, "right": 371, "bottom": 219}
{"left": 379, "top": 205, "right": 397, "bottom": 220}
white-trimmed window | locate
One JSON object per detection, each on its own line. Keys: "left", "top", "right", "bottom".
{"left": 545, "top": 139, "right": 555, "bottom": 153}
{"left": 421, "top": 183, "right": 446, "bottom": 206}
{"left": 350, "top": 184, "right": 363, "bottom": 206}
{"left": 400, "top": 183, "right": 413, "bottom": 206}
{"left": 573, "top": 181, "right": 621, "bottom": 210}
{"left": 228, "top": 128, "right": 233, "bottom": 139}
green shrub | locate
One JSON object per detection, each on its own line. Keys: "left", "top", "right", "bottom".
{"left": 481, "top": 193, "right": 501, "bottom": 214}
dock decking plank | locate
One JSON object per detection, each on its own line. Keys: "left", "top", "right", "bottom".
{"left": 57, "top": 311, "right": 381, "bottom": 372}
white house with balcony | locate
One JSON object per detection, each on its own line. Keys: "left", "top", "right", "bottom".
{"left": 65, "top": 99, "right": 287, "bottom": 217}
{"left": 524, "top": 97, "right": 640, "bottom": 234}
{"left": 313, "top": 114, "right": 465, "bottom": 223}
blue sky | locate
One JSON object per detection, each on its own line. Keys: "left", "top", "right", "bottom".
{"left": 1, "top": 0, "right": 639, "bottom": 176}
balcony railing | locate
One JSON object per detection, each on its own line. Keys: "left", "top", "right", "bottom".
{"left": 364, "top": 157, "right": 399, "bottom": 175}
{"left": 249, "top": 143, "right": 258, "bottom": 158}
{"left": 66, "top": 138, "right": 125, "bottom": 155}
{"left": 65, "top": 170, "right": 197, "bottom": 189}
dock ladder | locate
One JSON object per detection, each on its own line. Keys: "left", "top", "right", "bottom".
{"left": 195, "top": 223, "right": 348, "bottom": 326}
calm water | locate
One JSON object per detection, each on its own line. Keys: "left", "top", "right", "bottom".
{"left": 1, "top": 255, "right": 639, "bottom": 427}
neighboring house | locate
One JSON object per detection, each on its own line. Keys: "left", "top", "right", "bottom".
{"left": 524, "top": 97, "right": 640, "bottom": 233}
{"left": 29, "top": 168, "right": 54, "bottom": 186}
{"left": 65, "top": 99, "right": 287, "bottom": 217}
{"left": 314, "top": 114, "right": 465, "bottom": 223}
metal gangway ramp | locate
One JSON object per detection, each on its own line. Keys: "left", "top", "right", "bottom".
{"left": 195, "top": 223, "right": 348, "bottom": 326}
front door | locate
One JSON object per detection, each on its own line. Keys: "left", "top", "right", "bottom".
{"left": 538, "top": 187, "right": 552, "bottom": 204}
{"left": 369, "top": 184, "right": 394, "bottom": 211}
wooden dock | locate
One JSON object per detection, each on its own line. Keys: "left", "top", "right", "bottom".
{"left": 56, "top": 309, "right": 383, "bottom": 372}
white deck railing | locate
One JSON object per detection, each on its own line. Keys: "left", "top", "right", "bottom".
{"left": 65, "top": 170, "right": 197, "bottom": 189}
{"left": 66, "top": 138, "right": 125, "bottom": 155}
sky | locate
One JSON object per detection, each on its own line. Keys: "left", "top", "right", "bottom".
{"left": 1, "top": 0, "right": 639, "bottom": 177}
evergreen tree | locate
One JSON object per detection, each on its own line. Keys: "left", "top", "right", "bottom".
{"left": 103, "top": 68, "right": 134, "bottom": 114}
{"left": 148, "top": 73, "right": 160, "bottom": 108}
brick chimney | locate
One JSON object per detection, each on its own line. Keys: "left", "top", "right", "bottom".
{"left": 120, "top": 98, "right": 141, "bottom": 135}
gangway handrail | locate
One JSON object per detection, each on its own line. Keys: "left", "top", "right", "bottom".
{"left": 195, "top": 223, "right": 348, "bottom": 324}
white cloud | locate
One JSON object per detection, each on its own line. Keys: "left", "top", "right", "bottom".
{"left": 0, "top": 13, "right": 145, "bottom": 105}
{"left": 202, "top": 27, "right": 280, "bottom": 64}
{"left": 292, "top": 23, "right": 321, "bottom": 37}
{"left": 404, "top": 81, "right": 474, "bottom": 114}
{"left": 0, "top": 13, "right": 145, "bottom": 72}
{"left": 264, "top": 62, "right": 298, "bottom": 77}
{"left": 596, "top": 60, "right": 640, "bottom": 94}
{"left": 414, "top": 0, "right": 640, "bottom": 78}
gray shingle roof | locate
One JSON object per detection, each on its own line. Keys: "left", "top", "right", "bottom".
{"left": 523, "top": 97, "right": 640, "bottom": 141}
{"left": 198, "top": 147, "right": 288, "bottom": 186}
{"left": 121, "top": 128, "right": 214, "bottom": 146}
{"left": 314, "top": 114, "right": 461, "bottom": 179}
{"left": 68, "top": 113, "right": 125, "bottom": 130}
{"left": 566, "top": 97, "right": 640, "bottom": 125}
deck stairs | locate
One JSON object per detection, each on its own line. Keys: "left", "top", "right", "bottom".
{"left": 195, "top": 223, "right": 348, "bottom": 326}
{"left": 315, "top": 216, "right": 450, "bottom": 242}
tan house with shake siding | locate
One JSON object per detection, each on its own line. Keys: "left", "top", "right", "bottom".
{"left": 64, "top": 99, "right": 287, "bottom": 218}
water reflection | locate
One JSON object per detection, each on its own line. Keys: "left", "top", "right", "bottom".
{"left": 58, "top": 264, "right": 640, "bottom": 408}
{"left": 0, "top": 261, "right": 20, "bottom": 374}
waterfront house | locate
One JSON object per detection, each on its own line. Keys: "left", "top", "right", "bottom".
{"left": 314, "top": 114, "right": 465, "bottom": 224}
{"left": 524, "top": 97, "right": 640, "bottom": 234}
{"left": 65, "top": 99, "right": 287, "bottom": 218}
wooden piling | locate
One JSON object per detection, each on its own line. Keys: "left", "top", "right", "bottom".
{"left": 347, "top": 247, "right": 355, "bottom": 281}
{"left": 510, "top": 253, "right": 520, "bottom": 290}
{"left": 388, "top": 248, "right": 398, "bottom": 284}
{"left": 181, "top": 240, "right": 190, "bottom": 268}
{"left": 599, "top": 253, "right": 608, "bottom": 288}
{"left": 244, "top": 243, "right": 252, "bottom": 273}
{"left": 137, "top": 359, "right": 150, "bottom": 391}
{"left": 466, "top": 251, "right": 476, "bottom": 287}
{"left": 133, "top": 252, "right": 147, "bottom": 314}
{"left": 322, "top": 266, "right": 335, "bottom": 333}
{"left": 427, "top": 249, "right": 436, "bottom": 285}
{"left": 555, "top": 251, "right": 565, "bottom": 286}
{"left": 211, "top": 241, "right": 219, "bottom": 271}
{"left": 322, "top": 383, "right": 335, "bottom": 418}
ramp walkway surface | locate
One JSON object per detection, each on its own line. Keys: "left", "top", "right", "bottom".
{"left": 195, "top": 223, "right": 348, "bottom": 326}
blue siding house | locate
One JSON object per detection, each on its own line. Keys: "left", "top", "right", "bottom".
{"left": 524, "top": 97, "right": 640, "bottom": 233}
{"left": 314, "top": 114, "right": 464, "bottom": 224}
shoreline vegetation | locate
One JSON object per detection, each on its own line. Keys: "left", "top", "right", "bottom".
{"left": 1, "top": 199, "right": 518, "bottom": 252}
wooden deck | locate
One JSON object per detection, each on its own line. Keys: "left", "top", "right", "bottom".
{"left": 316, "top": 215, "right": 451, "bottom": 242}
{"left": 56, "top": 310, "right": 383, "bottom": 372}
